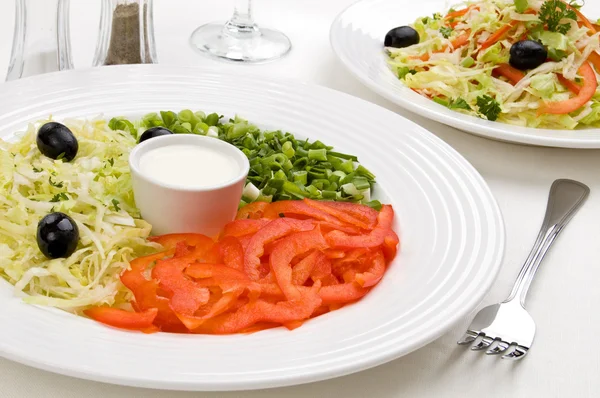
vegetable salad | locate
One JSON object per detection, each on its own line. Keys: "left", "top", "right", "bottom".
{"left": 385, "top": 0, "right": 600, "bottom": 129}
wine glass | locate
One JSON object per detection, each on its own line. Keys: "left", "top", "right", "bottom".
{"left": 190, "top": 0, "right": 291, "bottom": 63}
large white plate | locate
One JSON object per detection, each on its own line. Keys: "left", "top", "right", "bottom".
{"left": 331, "top": 0, "right": 600, "bottom": 148}
{"left": 0, "top": 65, "right": 504, "bottom": 391}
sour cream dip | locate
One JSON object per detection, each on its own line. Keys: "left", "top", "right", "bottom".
{"left": 139, "top": 144, "right": 240, "bottom": 188}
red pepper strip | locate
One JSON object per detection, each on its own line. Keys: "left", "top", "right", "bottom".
{"left": 270, "top": 227, "right": 328, "bottom": 301}
{"left": 310, "top": 254, "right": 333, "bottom": 282}
{"left": 244, "top": 218, "right": 315, "bottom": 280}
{"left": 192, "top": 284, "right": 322, "bottom": 334}
{"left": 152, "top": 257, "right": 210, "bottom": 315}
{"left": 185, "top": 262, "right": 248, "bottom": 281}
{"left": 85, "top": 307, "right": 158, "bottom": 331}
{"left": 319, "top": 282, "right": 371, "bottom": 305}
{"left": 445, "top": 5, "right": 477, "bottom": 20}
{"left": 480, "top": 21, "right": 518, "bottom": 51}
{"left": 382, "top": 230, "right": 400, "bottom": 261}
{"left": 291, "top": 250, "right": 321, "bottom": 285}
{"left": 303, "top": 199, "right": 371, "bottom": 230}
{"left": 326, "top": 205, "right": 395, "bottom": 249}
{"left": 557, "top": 74, "right": 582, "bottom": 95}
{"left": 121, "top": 250, "right": 172, "bottom": 292}
{"left": 316, "top": 201, "right": 378, "bottom": 229}
{"left": 236, "top": 201, "right": 270, "bottom": 220}
{"left": 263, "top": 200, "right": 346, "bottom": 226}
{"left": 222, "top": 219, "right": 270, "bottom": 238}
{"left": 150, "top": 233, "right": 214, "bottom": 252}
{"left": 176, "top": 287, "right": 244, "bottom": 330}
{"left": 588, "top": 51, "right": 600, "bottom": 73}
{"left": 355, "top": 250, "right": 386, "bottom": 288}
{"left": 317, "top": 222, "right": 363, "bottom": 235}
{"left": 332, "top": 248, "right": 370, "bottom": 278}
{"left": 539, "top": 62, "right": 597, "bottom": 115}
{"left": 493, "top": 64, "right": 525, "bottom": 85}
{"left": 324, "top": 249, "right": 346, "bottom": 259}
{"left": 217, "top": 236, "right": 244, "bottom": 271}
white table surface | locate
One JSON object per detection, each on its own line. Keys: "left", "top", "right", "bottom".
{"left": 1, "top": 0, "right": 599, "bottom": 397}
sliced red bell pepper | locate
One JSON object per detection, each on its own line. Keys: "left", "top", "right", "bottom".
{"left": 176, "top": 287, "right": 244, "bottom": 330}
{"left": 326, "top": 205, "right": 395, "bottom": 249}
{"left": 185, "top": 262, "right": 248, "bottom": 281}
{"left": 150, "top": 233, "right": 214, "bottom": 252}
{"left": 587, "top": 51, "right": 600, "bottom": 73}
{"left": 192, "top": 285, "right": 322, "bottom": 334}
{"left": 222, "top": 219, "right": 270, "bottom": 238}
{"left": 303, "top": 199, "right": 371, "bottom": 230}
{"left": 236, "top": 201, "right": 270, "bottom": 220}
{"left": 310, "top": 253, "right": 332, "bottom": 282}
{"left": 557, "top": 74, "right": 581, "bottom": 95}
{"left": 262, "top": 200, "right": 346, "bottom": 226}
{"left": 270, "top": 227, "right": 328, "bottom": 301}
{"left": 244, "top": 218, "right": 315, "bottom": 280}
{"left": 291, "top": 250, "right": 321, "bottom": 285}
{"left": 355, "top": 250, "right": 386, "bottom": 288}
{"left": 152, "top": 257, "right": 210, "bottom": 315}
{"left": 319, "top": 282, "right": 370, "bottom": 304}
{"left": 217, "top": 236, "right": 244, "bottom": 271}
{"left": 85, "top": 307, "right": 158, "bottom": 331}
{"left": 539, "top": 62, "right": 597, "bottom": 115}
{"left": 121, "top": 250, "right": 172, "bottom": 292}
{"left": 324, "top": 249, "right": 347, "bottom": 259}
{"left": 383, "top": 230, "right": 400, "bottom": 261}
{"left": 566, "top": 2, "right": 596, "bottom": 34}
{"left": 316, "top": 201, "right": 378, "bottom": 228}
{"left": 493, "top": 64, "right": 525, "bottom": 85}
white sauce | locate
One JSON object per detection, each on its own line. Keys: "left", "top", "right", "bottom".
{"left": 139, "top": 145, "right": 239, "bottom": 188}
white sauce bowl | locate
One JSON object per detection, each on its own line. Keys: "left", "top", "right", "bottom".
{"left": 129, "top": 134, "right": 250, "bottom": 237}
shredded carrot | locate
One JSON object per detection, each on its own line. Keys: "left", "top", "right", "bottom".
{"left": 445, "top": 5, "right": 477, "bottom": 20}
{"left": 480, "top": 21, "right": 518, "bottom": 51}
{"left": 415, "top": 30, "right": 471, "bottom": 62}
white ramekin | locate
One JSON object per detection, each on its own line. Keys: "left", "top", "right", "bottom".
{"left": 129, "top": 134, "right": 250, "bottom": 237}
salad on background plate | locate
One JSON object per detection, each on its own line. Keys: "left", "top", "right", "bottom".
{"left": 385, "top": 0, "right": 600, "bottom": 129}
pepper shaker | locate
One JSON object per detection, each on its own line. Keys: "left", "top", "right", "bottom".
{"left": 93, "top": 0, "right": 157, "bottom": 66}
{"left": 6, "top": 0, "right": 73, "bottom": 81}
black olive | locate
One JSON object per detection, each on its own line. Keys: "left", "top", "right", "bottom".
{"left": 37, "top": 212, "right": 79, "bottom": 259}
{"left": 36, "top": 122, "right": 79, "bottom": 161}
{"left": 385, "top": 26, "right": 420, "bottom": 48}
{"left": 139, "top": 127, "right": 174, "bottom": 143}
{"left": 509, "top": 40, "right": 548, "bottom": 71}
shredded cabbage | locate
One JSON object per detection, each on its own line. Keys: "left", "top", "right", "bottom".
{"left": 386, "top": 0, "right": 600, "bottom": 129}
{"left": 0, "top": 117, "right": 160, "bottom": 311}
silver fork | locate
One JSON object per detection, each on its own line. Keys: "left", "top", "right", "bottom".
{"left": 457, "top": 179, "right": 590, "bottom": 360}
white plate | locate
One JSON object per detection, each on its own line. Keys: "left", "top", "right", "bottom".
{"left": 0, "top": 65, "right": 504, "bottom": 391}
{"left": 331, "top": 0, "right": 600, "bottom": 148}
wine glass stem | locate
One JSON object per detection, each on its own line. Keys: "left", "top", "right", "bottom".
{"left": 225, "top": 0, "right": 259, "bottom": 37}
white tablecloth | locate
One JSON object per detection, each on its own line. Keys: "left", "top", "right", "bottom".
{"left": 0, "top": 1, "right": 599, "bottom": 397}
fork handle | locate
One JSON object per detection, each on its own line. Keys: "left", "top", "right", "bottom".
{"left": 504, "top": 179, "right": 589, "bottom": 307}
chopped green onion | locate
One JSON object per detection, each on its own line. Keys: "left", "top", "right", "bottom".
{"left": 308, "top": 149, "right": 328, "bottom": 161}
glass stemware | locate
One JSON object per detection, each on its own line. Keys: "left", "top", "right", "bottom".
{"left": 6, "top": 0, "right": 73, "bottom": 81}
{"left": 189, "top": 0, "right": 291, "bottom": 63}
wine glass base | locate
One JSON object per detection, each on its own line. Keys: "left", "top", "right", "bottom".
{"left": 190, "top": 23, "right": 291, "bottom": 64}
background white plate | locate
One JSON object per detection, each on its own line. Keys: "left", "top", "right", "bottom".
{"left": 0, "top": 65, "right": 504, "bottom": 391}
{"left": 330, "top": 0, "right": 600, "bottom": 148}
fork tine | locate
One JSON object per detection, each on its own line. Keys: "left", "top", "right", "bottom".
{"left": 457, "top": 330, "right": 479, "bottom": 345}
{"left": 471, "top": 335, "right": 494, "bottom": 351}
{"left": 486, "top": 339, "right": 510, "bottom": 355}
{"left": 502, "top": 345, "right": 529, "bottom": 360}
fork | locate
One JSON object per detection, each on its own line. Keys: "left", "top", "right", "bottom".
{"left": 457, "top": 179, "right": 590, "bottom": 359}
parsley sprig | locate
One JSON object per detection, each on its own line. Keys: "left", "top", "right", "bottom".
{"left": 476, "top": 95, "right": 502, "bottom": 121}
{"left": 538, "top": 0, "right": 577, "bottom": 34}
